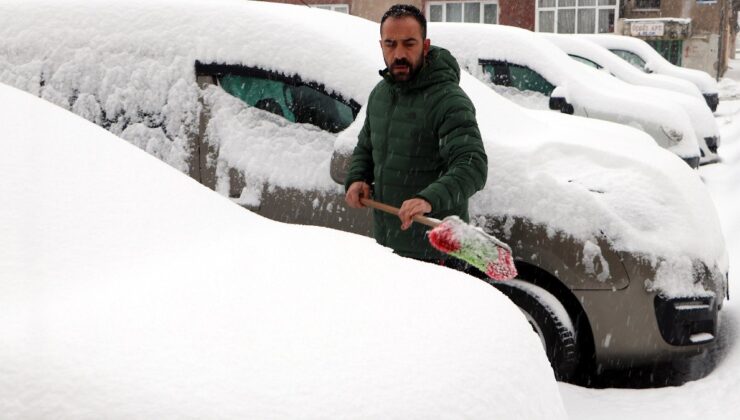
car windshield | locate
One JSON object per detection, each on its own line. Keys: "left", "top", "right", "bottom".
{"left": 219, "top": 73, "right": 356, "bottom": 133}
{"left": 610, "top": 49, "right": 648, "bottom": 72}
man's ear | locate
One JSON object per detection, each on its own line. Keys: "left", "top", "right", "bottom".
{"left": 423, "top": 39, "right": 431, "bottom": 56}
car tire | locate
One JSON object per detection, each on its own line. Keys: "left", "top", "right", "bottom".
{"left": 494, "top": 280, "right": 578, "bottom": 381}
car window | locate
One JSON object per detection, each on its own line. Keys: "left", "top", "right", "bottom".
{"left": 568, "top": 54, "right": 603, "bottom": 69}
{"left": 610, "top": 49, "right": 648, "bottom": 72}
{"left": 196, "top": 62, "right": 359, "bottom": 133}
{"left": 481, "top": 61, "right": 555, "bottom": 96}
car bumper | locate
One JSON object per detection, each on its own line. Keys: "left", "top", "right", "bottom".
{"left": 576, "top": 254, "right": 726, "bottom": 369}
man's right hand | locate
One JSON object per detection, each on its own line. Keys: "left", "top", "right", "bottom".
{"left": 345, "top": 181, "right": 371, "bottom": 208}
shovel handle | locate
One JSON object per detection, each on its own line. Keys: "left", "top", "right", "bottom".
{"left": 360, "top": 198, "right": 440, "bottom": 228}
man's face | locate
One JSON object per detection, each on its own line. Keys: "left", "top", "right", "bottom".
{"left": 380, "top": 16, "right": 430, "bottom": 82}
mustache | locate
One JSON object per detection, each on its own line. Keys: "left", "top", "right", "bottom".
{"left": 392, "top": 59, "right": 411, "bottom": 67}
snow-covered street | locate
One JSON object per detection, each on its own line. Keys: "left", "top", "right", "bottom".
{"left": 558, "top": 58, "right": 740, "bottom": 420}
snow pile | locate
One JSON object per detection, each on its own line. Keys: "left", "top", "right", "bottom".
{"left": 581, "top": 34, "right": 719, "bottom": 95}
{"left": 429, "top": 23, "right": 700, "bottom": 159}
{"left": 0, "top": 82, "right": 568, "bottom": 418}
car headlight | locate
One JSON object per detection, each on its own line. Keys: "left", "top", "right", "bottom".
{"left": 661, "top": 126, "right": 684, "bottom": 144}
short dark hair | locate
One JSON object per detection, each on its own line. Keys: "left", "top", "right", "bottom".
{"left": 380, "top": 4, "right": 427, "bottom": 39}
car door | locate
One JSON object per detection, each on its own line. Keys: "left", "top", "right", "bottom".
{"left": 194, "top": 62, "right": 372, "bottom": 235}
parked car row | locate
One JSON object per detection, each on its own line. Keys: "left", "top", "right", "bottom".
{"left": 0, "top": 0, "right": 728, "bottom": 384}
{"left": 428, "top": 23, "right": 721, "bottom": 167}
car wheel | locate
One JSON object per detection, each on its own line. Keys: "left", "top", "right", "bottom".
{"left": 494, "top": 280, "right": 578, "bottom": 381}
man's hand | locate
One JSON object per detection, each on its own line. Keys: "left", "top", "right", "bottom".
{"left": 345, "top": 181, "right": 371, "bottom": 208}
{"left": 398, "top": 198, "right": 432, "bottom": 230}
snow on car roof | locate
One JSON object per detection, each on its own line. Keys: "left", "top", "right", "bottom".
{"left": 541, "top": 33, "right": 703, "bottom": 99}
{"left": 579, "top": 34, "right": 719, "bottom": 94}
{"left": 0, "top": 81, "right": 568, "bottom": 419}
{"left": 541, "top": 34, "right": 717, "bottom": 140}
{"left": 0, "top": 0, "right": 727, "bottom": 294}
{"left": 427, "top": 22, "right": 701, "bottom": 159}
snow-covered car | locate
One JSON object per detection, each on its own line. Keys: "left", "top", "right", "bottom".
{"left": 580, "top": 34, "right": 721, "bottom": 112}
{"left": 542, "top": 33, "right": 721, "bottom": 165}
{"left": 0, "top": 82, "right": 568, "bottom": 418}
{"left": 0, "top": 0, "right": 729, "bottom": 383}
{"left": 429, "top": 22, "right": 702, "bottom": 168}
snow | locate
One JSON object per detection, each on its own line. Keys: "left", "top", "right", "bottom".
{"left": 624, "top": 18, "right": 692, "bottom": 25}
{"left": 581, "top": 34, "right": 719, "bottom": 95}
{"left": 429, "top": 22, "right": 702, "bottom": 160}
{"left": 0, "top": 82, "right": 568, "bottom": 418}
{"left": 542, "top": 34, "right": 704, "bottom": 103}
{"left": 557, "top": 55, "right": 740, "bottom": 420}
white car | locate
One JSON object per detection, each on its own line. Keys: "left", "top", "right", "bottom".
{"left": 429, "top": 22, "right": 703, "bottom": 168}
{"left": 580, "top": 34, "right": 721, "bottom": 112}
{"left": 0, "top": 0, "right": 728, "bottom": 384}
{"left": 0, "top": 81, "right": 567, "bottom": 418}
{"left": 543, "top": 33, "right": 721, "bottom": 165}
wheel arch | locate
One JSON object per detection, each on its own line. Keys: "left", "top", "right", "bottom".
{"left": 510, "top": 260, "right": 597, "bottom": 373}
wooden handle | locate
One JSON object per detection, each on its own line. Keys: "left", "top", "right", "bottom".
{"left": 360, "top": 198, "right": 440, "bottom": 228}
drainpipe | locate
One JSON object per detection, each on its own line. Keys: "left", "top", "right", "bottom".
{"left": 718, "top": 0, "right": 727, "bottom": 80}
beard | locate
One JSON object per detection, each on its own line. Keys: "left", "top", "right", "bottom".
{"left": 387, "top": 53, "right": 424, "bottom": 82}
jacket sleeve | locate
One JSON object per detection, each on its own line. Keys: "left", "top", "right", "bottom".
{"left": 343, "top": 105, "right": 374, "bottom": 191}
{"left": 415, "top": 90, "right": 488, "bottom": 212}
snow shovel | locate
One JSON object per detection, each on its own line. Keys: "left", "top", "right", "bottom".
{"left": 360, "top": 198, "right": 517, "bottom": 281}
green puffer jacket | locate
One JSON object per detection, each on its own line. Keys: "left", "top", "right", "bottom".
{"left": 345, "top": 46, "right": 488, "bottom": 260}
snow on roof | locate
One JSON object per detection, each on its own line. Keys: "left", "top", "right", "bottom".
{"left": 580, "top": 34, "right": 719, "bottom": 94}
{"left": 541, "top": 34, "right": 717, "bottom": 140}
{"left": 0, "top": 1, "right": 727, "bottom": 294}
{"left": 542, "top": 33, "right": 703, "bottom": 99}
{"left": 624, "top": 17, "right": 692, "bottom": 24}
{"left": 427, "top": 23, "right": 701, "bottom": 159}
{"left": 0, "top": 81, "right": 568, "bottom": 419}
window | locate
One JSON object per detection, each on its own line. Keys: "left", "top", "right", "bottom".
{"left": 569, "top": 54, "right": 603, "bottom": 69}
{"left": 312, "top": 4, "right": 349, "bottom": 13}
{"left": 647, "top": 39, "right": 683, "bottom": 66}
{"left": 480, "top": 60, "right": 555, "bottom": 96}
{"left": 635, "top": 0, "right": 660, "bottom": 9}
{"left": 195, "top": 62, "right": 359, "bottom": 133}
{"left": 536, "top": 0, "right": 618, "bottom": 34}
{"left": 610, "top": 49, "right": 649, "bottom": 72}
{"left": 427, "top": 1, "right": 499, "bottom": 24}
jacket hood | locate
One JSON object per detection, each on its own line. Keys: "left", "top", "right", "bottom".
{"left": 380, "top": 45, "right": 461, "bottom": 90}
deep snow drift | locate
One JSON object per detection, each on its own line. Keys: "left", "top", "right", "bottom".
{"left": 0, "top": 83, "right": 568, "bottom": 418}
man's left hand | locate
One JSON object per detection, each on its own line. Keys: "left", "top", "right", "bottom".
{"left": 398, "top": 198, "right": 432, "bottom": 230}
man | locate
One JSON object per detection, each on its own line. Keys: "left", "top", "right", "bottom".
{"left": 344, "top": 4, "right": 488, "bottom": 266}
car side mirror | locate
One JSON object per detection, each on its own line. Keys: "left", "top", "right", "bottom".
{"left": 644, "top": 63, "right": 654, "bottom": 74}
{"left": 330, "top": 150, "right": 351, "bottom": 185}
{"left": 549, "top": 96, "right": 574, "bottom": 115}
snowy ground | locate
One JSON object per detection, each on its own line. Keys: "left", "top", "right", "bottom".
{"left": 558, "top": 59, "right": 740, "bottom": 420}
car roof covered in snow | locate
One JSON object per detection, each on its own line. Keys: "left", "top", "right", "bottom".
{"left": 579, "top": 34, "right": 719, "bottom": 94}
{"left": 541, "top": 33, "right": 703, "bottom": 99}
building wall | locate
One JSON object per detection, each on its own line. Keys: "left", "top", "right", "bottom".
{"left": 499, "top": 0, "right": 535, "bottom": 30}
{"left": 358, "top": 0, "right": 422, "bottom": 21}
{"left": 621, "top": 0, "right": 734, "bottom": 77}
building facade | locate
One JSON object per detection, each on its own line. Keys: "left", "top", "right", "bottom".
{"left": 261, "top": 0, "right": 737, "bottom": 76}
{"left": 619, "top": 0, "right": 737, "bottom": 77}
